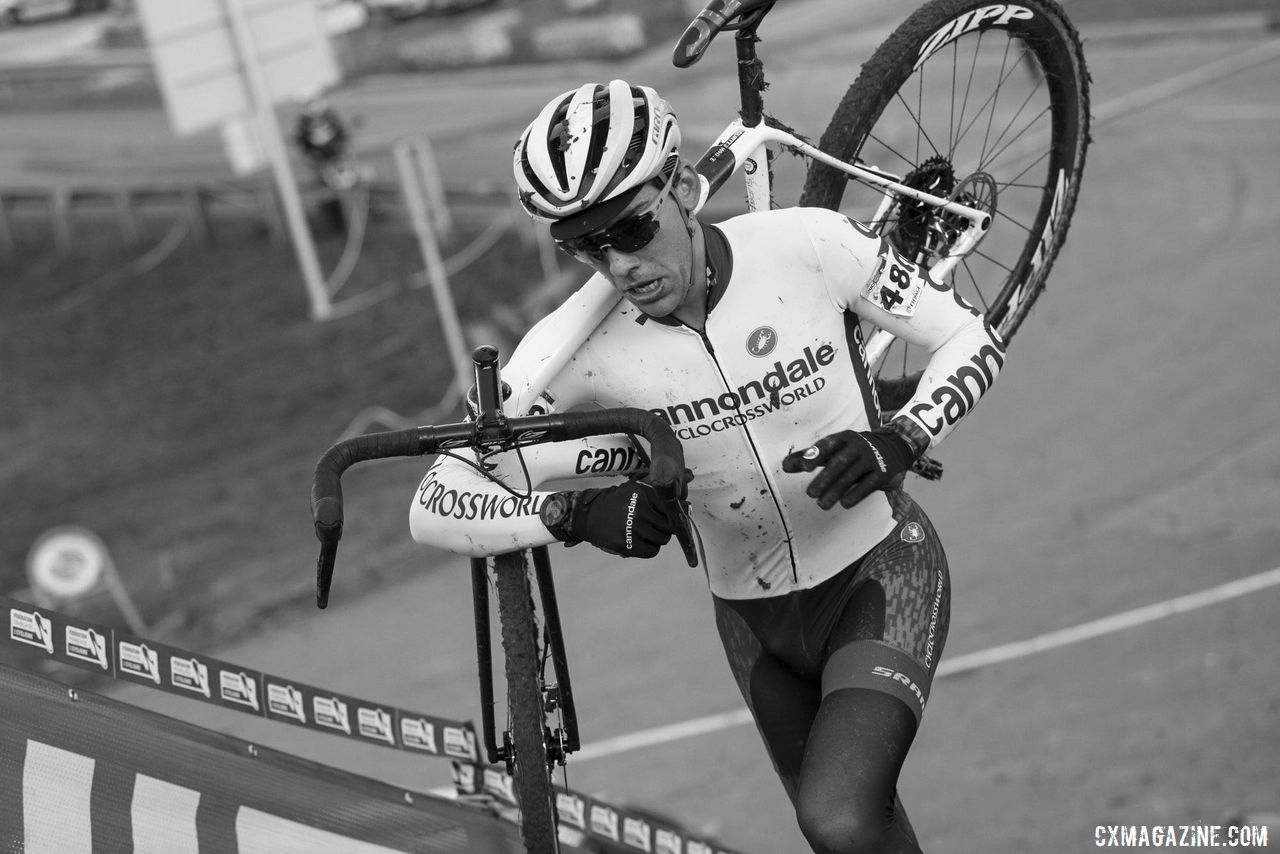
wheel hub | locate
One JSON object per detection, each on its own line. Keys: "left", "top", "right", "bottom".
{"left": 888, "top": 156, "right": 956, "bottom": 262}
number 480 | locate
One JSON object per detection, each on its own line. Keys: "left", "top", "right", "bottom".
{"left": 880, "top": 261, "right": 915, "bottom": 309}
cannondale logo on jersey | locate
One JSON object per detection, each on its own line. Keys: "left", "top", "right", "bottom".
{"left": 746, "top": 326, "right": 777, "bottom": 357}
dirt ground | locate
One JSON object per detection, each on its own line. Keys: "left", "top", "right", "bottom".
{"left": 9, "top": 1, "right": 1280, "bottom": 851}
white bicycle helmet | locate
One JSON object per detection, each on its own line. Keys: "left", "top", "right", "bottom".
{"left": 513, "top": 79, "right": 681, "bottom": 239}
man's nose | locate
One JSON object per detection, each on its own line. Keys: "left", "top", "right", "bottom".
{"left": 605, "top": 247, "right": 640, "bottom": 278}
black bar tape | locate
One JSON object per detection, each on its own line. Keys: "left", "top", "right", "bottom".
{"left": 311, "top": 429, "right": 430, "bottom": 529}
{"left": 548, "top": 408, "right": 686, "bottom": 492}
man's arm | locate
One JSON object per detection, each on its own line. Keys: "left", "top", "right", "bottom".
{"left": 409, "top": 298, "right": 597, "bottom": 557}
{"left": 781, "top": 210, "right": 1005, "bottom": 510}
{"left": 848, "top": 240, "right": 1006, "bottom": 452}
{"left": 408, "top": 275, "right": 678, "bottom": 558}
{"left": 807, "top": 209, "right": 1006, "bottom": 452}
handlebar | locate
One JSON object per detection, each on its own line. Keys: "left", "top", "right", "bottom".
{"left": 311, "top": 346, "right": 698, "bottom": 608}
{"left": 673, "top": 0, "right": 776, "bottom": 68}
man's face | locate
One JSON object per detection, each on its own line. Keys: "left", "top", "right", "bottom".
{"left": 568, "top": 172, "right": 697, "bottom": 319}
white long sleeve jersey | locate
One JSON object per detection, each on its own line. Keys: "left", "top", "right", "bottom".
{"left": 410, "top": 207, "right": 1005, "bottom": 599}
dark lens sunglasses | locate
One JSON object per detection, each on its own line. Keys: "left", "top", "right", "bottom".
{"left": 558, "top": 170, "right": 676, "bottom": 262}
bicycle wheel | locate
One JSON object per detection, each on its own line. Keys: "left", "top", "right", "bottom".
{"left": 493, "top": 551, "right": 560, "bottom": 853}
{"left": 800, "top": 0, "right": 1089, "bottom": 408}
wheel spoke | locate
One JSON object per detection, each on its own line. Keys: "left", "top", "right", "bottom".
{"left": 801, "top": 0, "right": 1088, "bottom": 351}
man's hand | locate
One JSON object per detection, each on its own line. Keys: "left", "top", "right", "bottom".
{"left": 545, "top": 482, "right": 677, "bottom": 558}
{"left": 782, "top": 428, "right": 916, "bottom": 510}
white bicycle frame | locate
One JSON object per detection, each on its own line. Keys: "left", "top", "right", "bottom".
{"left": 700, "top": 118, "right": 993, "bottom": 370}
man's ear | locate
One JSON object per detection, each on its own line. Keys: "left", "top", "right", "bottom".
{"left": 673, "top": 160, "right": 704, "bottom": 212}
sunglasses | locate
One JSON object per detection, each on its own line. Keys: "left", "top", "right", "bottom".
{"left": 558, "top": 170, "right": 677, "bottom": 262}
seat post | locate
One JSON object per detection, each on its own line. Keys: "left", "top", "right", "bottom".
{"left": 734, "top": 22, "right": 766, "bottom": 128}
{"left": 734, "top": 10, "right": 775, "bottom": 203}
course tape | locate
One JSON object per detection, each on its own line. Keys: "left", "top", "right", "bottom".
{"left": 450, "top": 762, "right": 745, "bottom": 854}
{"left": 1, "top": 596, "right": 479, "bottom": 764}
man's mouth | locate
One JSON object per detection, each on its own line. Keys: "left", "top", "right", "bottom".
{"left": 628, "top": 279, "right": 663, "bottom": 298}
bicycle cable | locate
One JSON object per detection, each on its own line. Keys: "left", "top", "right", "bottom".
{"left": 433, "top": 437, "right": 539, "bottom": 500}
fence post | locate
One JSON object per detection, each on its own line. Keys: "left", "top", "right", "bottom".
{"left": 256, "top": 180, "right": 286, "bottom": 244}
{"left": 409, "top": 136, "right": 453, "bottom": 239}
{"left": 394, "top": 138, "right": 471, "bottom": 397}
{"left": 181, "top": 185, "right": 209, "bottom": 245}
{"left": 51, "top": 188, "right": 71, "bottom": 254}
{"left": 114, "top": 187, "right": 140, "bottom": 245}
{"left": 0, "top": 193, "right": 12, "bottom": 254}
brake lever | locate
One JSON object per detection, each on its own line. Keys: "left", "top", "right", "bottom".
{"left": 667, "top": 497, "right": 699, "bottom": 568}
{"left": 654, "top": 477, "right": 697, "bottom": 569}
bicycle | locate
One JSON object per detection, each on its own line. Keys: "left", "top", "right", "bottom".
{"left": 683, "top": 0, "right": 1088, "bottom": 414}
{"left": 310, "top": 0, "right": 1090, "bottom": 849}
{"left": 312, "top": 345, "right": 699, "bottom": 853}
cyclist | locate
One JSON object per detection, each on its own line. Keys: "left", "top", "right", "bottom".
{"left": 411, "top": 80, "right": 1006, "bottom": 854}
{"left": 293, "top": 92, "right": 352, "bottom": 232}
{"left": 294, "top": 94, "right": 350, "bottom": 172}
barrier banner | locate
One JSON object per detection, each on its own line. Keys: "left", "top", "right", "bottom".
{"left": 452, "top": 763, "right": 747, "bottom": 854}
{"left": 2, "top": 596, "right": 478, "bottom": 762}
{"left": 0, "top": 662, "right": 532, "bottom": 853}
{"left": 2, "top": 597, "right": 748, "bottom": 854}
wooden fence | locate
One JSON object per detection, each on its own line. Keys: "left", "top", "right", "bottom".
{"left": 0, "top": 179, "right": 424, "bottom": 254}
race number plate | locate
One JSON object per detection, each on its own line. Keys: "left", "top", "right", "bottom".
{"left": 863, "top": 250, "right": 926, "bottom": 318}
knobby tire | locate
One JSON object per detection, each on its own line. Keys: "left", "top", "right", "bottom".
{"left": 494, "top": 551, "right": 559, "bottom": 853}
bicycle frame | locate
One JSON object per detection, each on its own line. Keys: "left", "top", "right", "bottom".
{"left": 471, "top": 547, "right": 580, "bottom": 768}
{"left": 696, "top": 119, "right": 992, "bottom": 368}
{"left": 690, "top": 14, "right": 992, "bottom": 370}
{"left": 311, "top": 347, "right": 701, "bottom": 850}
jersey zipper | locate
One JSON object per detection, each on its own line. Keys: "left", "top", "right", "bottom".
{"left": 686, "top": 324, "right": 801, "bottom": 586}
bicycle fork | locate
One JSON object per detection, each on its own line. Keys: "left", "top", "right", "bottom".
{"left": 471, "top": 547, "right": 581, "bottom": 772}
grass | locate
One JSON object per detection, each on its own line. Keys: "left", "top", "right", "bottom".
{"left": 0, "top": 205, "right": 550, "bottom": 655}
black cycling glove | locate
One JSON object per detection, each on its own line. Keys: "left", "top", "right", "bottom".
{"left": 543, "top": 482, "right": 677, "bottom": 559}
{"left": 782, "top": 428, "right": 917, "bottom": 510}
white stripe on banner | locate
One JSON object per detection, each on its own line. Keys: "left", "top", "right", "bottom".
{"left": 23, "top": 741, "right": 94, "bottom": 854}
{"left": 236, "top": 807, "right": 408, "bottom": 854}
{"left": 133, "top": 775, "right": 201, "bottom": 854}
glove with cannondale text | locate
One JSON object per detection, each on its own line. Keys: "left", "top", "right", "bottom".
{"left": 782, "top": 427, "right": 917, "bottom": 510}
{"left": 540, "top": 481, "right": 677, "bottom": 559}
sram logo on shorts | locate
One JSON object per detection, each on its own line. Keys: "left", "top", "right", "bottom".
{"left": 915, "top": 5, "right": 1035, "bottom": 71}
{"left": 872, "top": 665, "right": 926, "bottom": 712}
